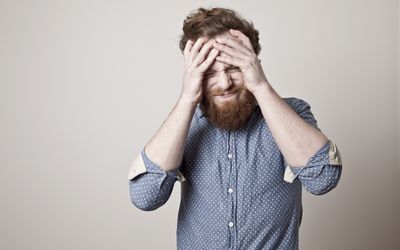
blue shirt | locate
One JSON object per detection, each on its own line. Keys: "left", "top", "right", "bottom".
{"left": 128, "top": 97, "right": 343, "bottom": 250}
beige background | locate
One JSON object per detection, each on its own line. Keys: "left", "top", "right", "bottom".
{"left": 0, "top": 0, "right": 399, "bottom": 249}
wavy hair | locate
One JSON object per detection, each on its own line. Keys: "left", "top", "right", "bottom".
{"left": 178, "top": 7, "right": 261, "bottom": 55}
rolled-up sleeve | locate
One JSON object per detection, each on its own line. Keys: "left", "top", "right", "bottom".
{"left": 128, "top": 148, "right": 186, "bottom": 211}
{"left": 283, "top": 98, "right": 343, "bottom": 195}
{"left": 283, "top": 139, "right": 342, "bottom": 195}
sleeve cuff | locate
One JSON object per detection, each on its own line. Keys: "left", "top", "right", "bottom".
{"left": 128, "top": 148, "right": 186, "bottom": 183}
{"left": 128, "top": 151, "right": 147, "bottom": 180}
{"left": 283, "top": 139, "right": 342, "bottom": 183}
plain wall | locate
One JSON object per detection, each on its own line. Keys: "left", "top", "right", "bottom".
{"left": 397, "top": 0, "right": 400, "bottom": 230}
{"left": 0, "top": 0, "right": 399, "bottom": 249}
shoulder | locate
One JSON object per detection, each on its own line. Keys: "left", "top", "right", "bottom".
{"left": 283, "top": 96, "right": 321, "bottom": 131}
{"left": 283, "top": 96, "right": 311, "bottom": 108}
{"left": 192, "top": 104, "right": 208, "bottom": 127}
{"left": 282, "top": 96, "right": 312, "bottom": 113}
{"left": 186, "top": 104, "right": 213, "bottom": 138}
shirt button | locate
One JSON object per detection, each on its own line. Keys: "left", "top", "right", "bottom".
{"left": 228, "top": 188, "right": 233, "bottom": 193}
{"left": 227, "top": 153, "right": 232, "bottom": 159}
{"left": 228, "top": 222, "right": 234, "bottom": 227}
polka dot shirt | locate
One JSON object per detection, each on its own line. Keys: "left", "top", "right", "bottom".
{"left": 129, "top": 97, "right": 343, "bottom": 250}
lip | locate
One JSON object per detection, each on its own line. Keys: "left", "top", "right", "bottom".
{"left": 216, "top": 91, "right": 237, "bottom": 99}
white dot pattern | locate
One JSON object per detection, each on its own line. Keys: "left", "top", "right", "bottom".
{"left": 128, "top": 97, "right": 342, "bottom": 249}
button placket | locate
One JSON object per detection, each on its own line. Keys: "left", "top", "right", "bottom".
{"left": 226, "top": 130, "right": 235, "bottom": 248}
{"left": 226, "top": 130, "right": 238, "bottom": 249}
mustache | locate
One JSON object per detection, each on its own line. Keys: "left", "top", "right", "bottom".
{"left": 209, "top": 85, "right": 244, "bottom": 96}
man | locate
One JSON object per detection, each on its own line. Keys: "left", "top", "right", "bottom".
{"left": 128, "top": 7, "right": 342, "bottom": 250}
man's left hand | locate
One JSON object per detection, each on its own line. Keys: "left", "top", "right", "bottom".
{"left": 213, "top": 29, "right": 270, "bottom": 94}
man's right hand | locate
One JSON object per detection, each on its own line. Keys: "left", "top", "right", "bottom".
{"left": 180, "top": 37, "right": 220, "bottom": 105}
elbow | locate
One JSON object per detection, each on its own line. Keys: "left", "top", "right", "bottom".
{"left": 128, "top": 171, "right": 176, "bottom": 211}
{"left": 306, "top": 165, "right": 342, "bottom": 196}
{"left": 306, "top": 181, "right": 339, "bottom": 195}
{"left": 128, "top": 180, "right": 161, "bottom": 211}
{"left": 130, "top": 197, "right": 159, "bottom": 211}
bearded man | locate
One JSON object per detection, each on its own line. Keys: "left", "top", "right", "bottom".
{"left": 128, "top": 7, "right": 343, "bottom": 250}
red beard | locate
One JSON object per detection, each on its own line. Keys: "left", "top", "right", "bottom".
{"left": 199, "top": 85, "right": 257, "bottom": 131}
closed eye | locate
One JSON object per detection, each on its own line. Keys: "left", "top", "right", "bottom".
{"left": 228, "top": 67, "right": 240, "bottom": 72}
{"left": 204, "top": 72, "right": 216, "bottom": 77}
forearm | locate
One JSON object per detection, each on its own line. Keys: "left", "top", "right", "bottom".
{"left": 144, "top": 97, "right": 196, "bottom": 172}
{"left": 253, "top": 82, "right": 328, "bottom": 167}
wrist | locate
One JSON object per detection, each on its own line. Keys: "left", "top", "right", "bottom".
{"left": 251, "top": 81, "right": 273, "bottom": 98}
{"left": 178, "top": 94, "right": 199, "bottom": 109}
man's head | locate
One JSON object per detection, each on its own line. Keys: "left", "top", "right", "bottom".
{"left": 179, "top": 7, "right": 261, "bottom": 56}
{"left": 179, "top": 7, "right": 262, "bottom": 130}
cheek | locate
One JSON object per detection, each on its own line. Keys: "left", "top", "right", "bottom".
{"left": 203, "top": 76, "right": 218, "bottom": 86}
{"left": 202, "top": 77, "right": 213, "bottom": 87}
{"left": 201, "top": 81, "right": 213, "bottom": 95}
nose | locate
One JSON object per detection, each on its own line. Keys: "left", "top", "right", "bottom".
{"left": 217, "top": 71, "right": 233, "bottom": 91}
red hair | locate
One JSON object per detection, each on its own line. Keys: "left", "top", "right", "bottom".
{"left": 179, "top": 7, "right": 261, "bottom": 55}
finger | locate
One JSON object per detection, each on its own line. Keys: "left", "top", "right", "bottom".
{"left": 229, "top": 29, "right": 254, "bottom": 53}
{"left": 197, "top": 48, "right": 219, "bottom": 73}
{"left": 192, "top": 39, "right": 216, "bottom": 67}
{"left": 214, "top": 52, "right": 231, "bottom": 67}
{"left": 213, "top": 42, "right": 248, "bottom": 60}
{"left": 189, "top": 37, "right": 209, "bottom": 64}
{"left": 215, "top": 36, "right": 252, "bottom": 56}
{"left": 184, "top": 39, "right": 194, "bottom": 59}
{"left": 215, "top": 54, "right": 244, "bottom": 68}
